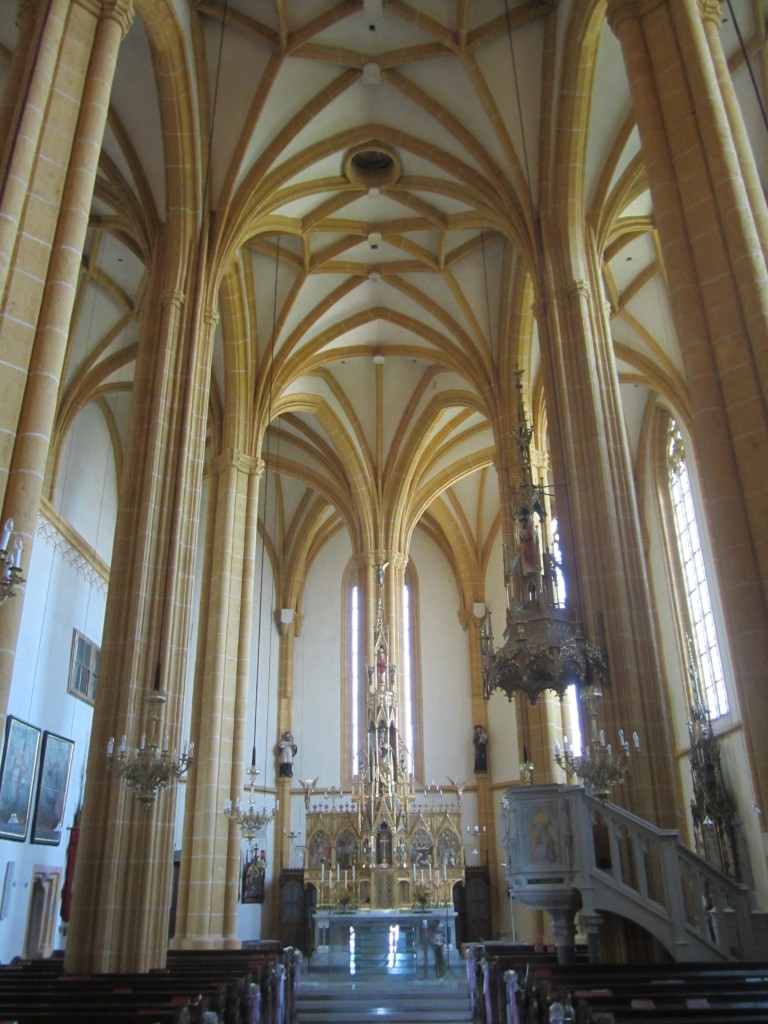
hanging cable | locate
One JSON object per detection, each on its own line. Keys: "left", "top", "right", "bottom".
{"left": 726, "top": 0, "right": 768, "bottom": 135}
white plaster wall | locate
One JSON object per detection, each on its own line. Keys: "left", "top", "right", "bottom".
{"left": 237, "top": 534, "right": 282, "bottom": 940}
{"left": 0, "top": 426, "right": 115, "bottom": 962}
{"left": 56, "top": 404, "right": 118, "bottom": 565}
{"left": 0, "top": 541, "right": 105, "bottom": 962}
{"left": 410, "top": 529, "right": 474, "bottom": 792}
{"left": 292, "top": 530, "right": 349, "bottom": 792}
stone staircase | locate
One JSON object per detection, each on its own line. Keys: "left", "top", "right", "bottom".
{"left": 296, "top": 977, "right": 473, "bottom": 1023}
{"left": 503, "top": 784, "right": 768, "bottom": 961}
{"left": 299, "top": 921, "right": 472, "bottom": 1022}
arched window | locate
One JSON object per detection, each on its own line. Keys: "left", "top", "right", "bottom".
{"left": 401, "top": 561, "right": 423, "bottom": 782}
{"left": 344, "top": 560, "right": 422, "bottom": 785}
{"left": 666, "top": 418, "right": 729, "bottom": 719}
{"left": 401, "top": 576, "right": 414, "bottom": 774}
{"left": 350, "top": 578, "right": 361, "bottom": 774}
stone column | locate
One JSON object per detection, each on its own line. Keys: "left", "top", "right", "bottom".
{"left": 579, "top": 913, "right": 603, "bottom": 964}
{"left": 64, "top": 262, "right": 214, "bottom": 971}
{"left": 698, "top": 1, "right": 768, "bottom": 260}
{"left": 0, "top": 0, "right": 134, "bottom": 722}
{"left": 538, "top": 264, "right": 677, "bottom": 826}
{"left": 606, "top": 0, "right": 768, "bottom": 833}
{"left": 172, "top": 449, "right": 264, "bottom": 950}
{"left": 549, "top": 905, "right": 578, "bottom": 965}
{"left": 0, "top": 0, "right": 67, "bottom": 302}
{"left": 269, "top": 611, "right": 298, "bottom": 933}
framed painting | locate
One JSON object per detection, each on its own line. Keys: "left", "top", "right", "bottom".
{"left": 0, "top": 717, "right": 41, "bottom": 842}
{"left": 31, "top": 731, "right": 74, "bottom": 846}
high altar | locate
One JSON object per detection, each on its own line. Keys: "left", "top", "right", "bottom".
{"left": 302, "top": 565, "right": 465, "bottom": 917}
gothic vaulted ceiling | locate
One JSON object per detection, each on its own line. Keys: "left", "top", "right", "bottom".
{"left": 1, "top": 0, "right": 766, "bottom": 589}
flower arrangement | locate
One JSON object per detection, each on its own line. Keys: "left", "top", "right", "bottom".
{"left": 412, "top": 882, "right": 432, "bottom": 911}
{"left": 333, "top": 883, "right": 357, "bottom": 911}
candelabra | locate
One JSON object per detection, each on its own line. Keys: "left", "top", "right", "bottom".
{"left": 553, "top": 684, "right": 640, "bottom": 800}
{"left": 224, "top": 764, "right": 278, "bottom": 846}
{"left": 0, "top": 518, "right": 25, "bottom": 606}
{"left": 107, "top": 692, "right": 194, "bottom": 805}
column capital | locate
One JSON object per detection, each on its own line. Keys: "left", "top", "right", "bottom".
{"left": 72, "top": 0, "right": 135, "bottom": 35}
{"left": 578, "top": 913, "right": 603, "bottom": 933}
{"left": 161, "top": 289, "right": 186, "bottom": 313}
{"left": 606, "top": 0, "right": 716, "bottom": 33}
{"left": 209, "top": 449, "right": 262, "bottom": 477}
{"left": 563, "top": 279, "right": 590, "bottom": 304}
{"left": 101, "top": 0, "right": 135, "bottom": 35}
{"left": 697, "top": 0, "right": 722, "bottom": 27}
{"left": 374, "top": 551, "right": 408, "bottom": 573}
{"left": 605, "top": 0, "right": 667, "bottom": 34}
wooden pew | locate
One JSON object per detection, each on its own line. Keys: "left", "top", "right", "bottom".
{"left": 531, "top": 960, "right": 768, "bottom": 1024}
{"left": 0, "top": 945, "right": 300, "bottom": 1024}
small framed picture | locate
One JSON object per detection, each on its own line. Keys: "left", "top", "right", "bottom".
{"left": 0, "top": 717, "right": 42, "bottom": 842}
{"left": 31, "top": 731, "right": 74, "bottom": 846}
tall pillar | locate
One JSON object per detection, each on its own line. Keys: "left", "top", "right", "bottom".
{"left": 606, "top": 0, "right": 768, "bottom": 832}
{"left": 64, "top": 261, "right": 214, "bottom": 971}
{"left": 172, "top": 449, "right": 264, "bottom": 950}
{"left": 271, "top": 612, "right": 297, "bottom": 932}
{"left": 0, "top": 0, "right": 134, "bottom": 723}
{"left": 0, "top": 0, "right": 67, "bottom": 301}
{"left": 537, "top": 260, "right": 677, "bottom": 826}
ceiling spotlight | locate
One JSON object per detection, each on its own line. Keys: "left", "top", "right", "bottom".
{"left": 368, "top": 231, "right": 382, "bottom": 250}
{"left": 368, "top": 271, "right": 381, "bottom": 283}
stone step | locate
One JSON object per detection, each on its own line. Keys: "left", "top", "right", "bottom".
{"left": 296, "top": 979, "right": 472, "bottom": 1024}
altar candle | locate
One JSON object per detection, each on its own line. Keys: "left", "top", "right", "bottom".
{"left": 345, "top": 869, "right": 348, "bottom": 886}
{"left": 429, "top": 864, "right": 432, "bottom": 881}
{"left": 421, "top": 869, "right": 424, "bottom": 883}
{"left": 321, "top": 862, "right": 325, "bottom": 884}
{"left": 413, "top": 865, "right": 416, "bottom": 881}
{"left": 337, "top": 865, "right": 340, "bottom": 882}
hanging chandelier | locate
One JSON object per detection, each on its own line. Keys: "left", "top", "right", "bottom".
{"left": 553, "top": 683, "right": 640, "bottom": 799}
{"left": 107, "top": 691, "right": 194, "bottom": 805}
{"left": 481, "top": 372, "right": 641, "bottom": 798}
{"left": 224, "top": 764, "right": 278, "bottom": 846}
{"left": 480, "top": 374, "right": 609, "bottom": 705}
{"left": 0, "top": 518, "right": 25, "bottom": 606}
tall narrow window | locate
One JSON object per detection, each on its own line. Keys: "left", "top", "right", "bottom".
{"left": 351, "top": 581, "right": 360, "bottom": 775}
{"left": 667, "top": 420, "right": 729, "bottom": 718}
{"left": 550, "top": 516, "right": 566, "bottom": 609}
{"left": 401, "top": 581, "right": 414, "bottom": 774}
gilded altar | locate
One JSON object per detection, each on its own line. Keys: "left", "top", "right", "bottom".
{"left": 304, "top": 796, "right": 464, "bottom": 910}
{"left": 301, "top": 563, "right": 465, "bottom": 912}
